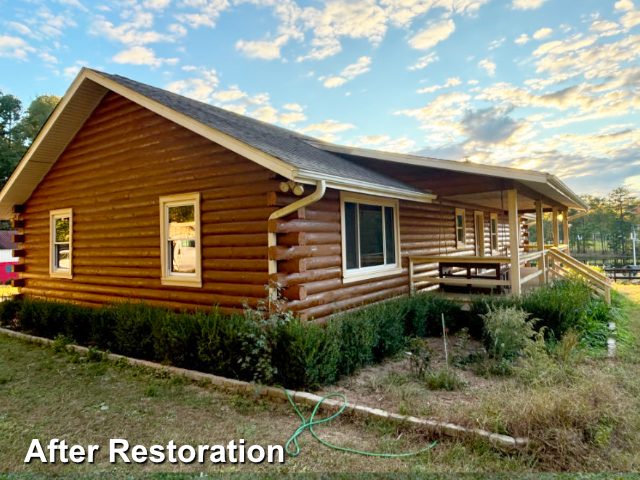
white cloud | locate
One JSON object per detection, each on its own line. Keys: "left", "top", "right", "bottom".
{"left": 283, "top": 103, "right": 303, "bottom": 112}
{"left": 615, "top": 0, "right": 635, "bottom": 12}
{"left": 62, "top": 60, "right": 88, "bottom": 78}
{"left": 38, "top": 52, "right": 59, "bottom": 64}
{"left": 478, "top": 59, "right": 496, "bottom": 76}
{"left": 166, "top": 68, "right": 220, "bottom": 102}
{"left": 236, "top": 35, "right": 289, "bottom": 60}
{"left": 302, "top": 119, "right": 356, "bottom": 134}
{"left": 321, "top": 56, "right": 372, "bottom": 88}
{"left": 279, "top": 112, "right": 307, "bottom": 125}
{"left": 512, "top": 0, "right": 550, "bottom": 10}
{"left": 408, "top": 52, "right": 439, "bottom": 70}
{"left": 515, "top": 33, "right": 529, "bottom": 45}
{"left": 323, "top": 77, "right": 347, "bottom": 88}
{"left": 590, "top": 20, "right": 623, "bottom": 37}
{"left": 621, "top": 10, "right": 640, "bottom": 29}
{"left": 408, "top": 19, "right": 456, "bottom": 50}
{"left": 112, "top": 46, "right": 178, "bottom": 67}
{"left": 89, "top": 13, "right": 181, "bottom": 45}
{"left": 417, "top": 77, "right": 461, "bottom": 94}
{"left": 143, "top": 0, "right": 172, "bottom": 9}
{"left": 175, "top": 0, "right": 230, "bottom": 28}
{"left": 249, "top": 106, "right": 279, "bottom": 123}
{"left": 533, "top": 27, "right": 553, "bottom": 40}
{"left": 211, "top": 88, "right": 247, "bottom": 102}
{"left": 489, "top": 37, "right": 505, "bottom": 50}
{"left": 341, "top": 56, "right": 371, "bottom": 78}
{"left": 0, "top": 35, "right": 35, "bottom": 60}
{"left": 7, "top": 22, "right": 34, "bottom": 37}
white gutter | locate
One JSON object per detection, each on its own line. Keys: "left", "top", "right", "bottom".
{"left": 268, "top": 180, "right": 326, "bottom": 303}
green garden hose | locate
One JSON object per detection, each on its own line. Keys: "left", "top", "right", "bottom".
{"left": 280, "top": 387, "right": 438, "bottom": 458}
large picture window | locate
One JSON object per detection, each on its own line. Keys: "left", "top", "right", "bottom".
{"left": 159, "top": 193, "right": 202, "bottom": 287}
{"left": 341, "top": 193, "right": 401, "bottom": 282}
{"left": 50, "top": 208, "right": 73, "bottom": 278}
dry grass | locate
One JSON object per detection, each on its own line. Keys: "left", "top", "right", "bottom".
{"left": 2, "top": 285, "right": 640, "bottom": 473}
{"left": 0, "top": 334, "right": 532, "bottom": 474}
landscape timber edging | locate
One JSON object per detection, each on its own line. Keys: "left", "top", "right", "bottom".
{"left": 0, "top": 326, "right": 528, "bottom": 450}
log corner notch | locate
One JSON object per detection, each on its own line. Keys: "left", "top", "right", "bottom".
{"left": 267, "top": 180, "right": 326, "bottom": 306}
{"left": 12, "top": 205, "right": 25, "bottom": 215}
{"left": 11, "top": 219, "right": 24, "bottom": 229}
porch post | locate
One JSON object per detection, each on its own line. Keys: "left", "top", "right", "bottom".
{"left": 535, "top": 200, "right": 546, "bottom": 284}
{"left": 552, "top": 207, "right": 560, "bottom": 247}
{"left": 562, "top": 210, "right": 569, "bottom": 254}
{"left": 508, "top": 189, "right": 521, "bottom": 296}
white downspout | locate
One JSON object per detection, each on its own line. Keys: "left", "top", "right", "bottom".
{"left": 268, "top": 180, "right": 326, "bottom": 303}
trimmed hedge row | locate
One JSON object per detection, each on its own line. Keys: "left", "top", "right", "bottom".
{"left": 0, "top": 279, "right": 617, "bottom": 388}
{"left": 0, "top": 292, "right": 464, "bottom": 389}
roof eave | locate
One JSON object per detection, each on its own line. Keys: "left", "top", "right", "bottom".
{"left": 295, "top": 170, "right": 435, "bottom": 203}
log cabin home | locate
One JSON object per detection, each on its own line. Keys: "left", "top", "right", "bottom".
{"left": 0, "top": 69, "right": 611, "bottom": 323}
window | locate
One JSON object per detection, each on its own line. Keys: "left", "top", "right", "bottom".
{"left": 455, "top": 208, "right": 465, "bottom": 248}
{"left": 341, "top": 193, "right": 401, "bottom": 282}
{"left": 159, "top": 193, "right": 202, "bottom": 287}
{"left": 490, "top": 213, "right": 499, "bottom": 251}
{"left": 50, "top": 208, "right": 73, "bottom": 278}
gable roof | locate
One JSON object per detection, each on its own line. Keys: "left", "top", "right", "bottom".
{"left": 0, "top": 69, "right": 586, "bottom": 218}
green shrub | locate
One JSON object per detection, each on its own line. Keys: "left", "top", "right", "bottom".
{"left": 405, "top": 293, "right": 465, "bottom": 337}
{"left": 424, "top": 367, "right": 467, "bottom": 391}
{"left": 272, "top": 319, "right": 341, "bottom": 388}
{"left": 152, "top": 310, "right": 201, "bottom": 369}
{"left": 481, "top": 305, "right": 538, "bottom": 360}
{"left": 406, "top": 337, "right": 432, "bottom": 378}
{"left": 335, "top": 310, "right": 377, "bottom": 376}
{"left": 0, "top": 297, "right": 21, "bottom": 326}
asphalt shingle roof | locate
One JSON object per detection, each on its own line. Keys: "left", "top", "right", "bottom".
{"left": 96, "top": 71, "right": 421, "bottom": 194}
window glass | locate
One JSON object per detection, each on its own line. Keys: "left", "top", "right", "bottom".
{"left": 359, "top": 204, "right": 384, "bottom": 268}
{"left": 384, "top": 206, "right": 396, "bottom": 265}
{"left": 55, "top": 218, "right": 69, "bottom": 243}
{"left": 344, "top": 199, "right": 398, "bottom": 272}
{"left": 167, "top": 204, "right": 196, "bottom": 274}
{"left": 344, "top": 202, "right": 358, "bottom": 269}
{"left": 52, "top": 214, "right": 71, "bottom": 272}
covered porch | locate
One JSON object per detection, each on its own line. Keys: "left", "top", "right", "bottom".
{"left": 408, "top": 188, "right": 612, "bottom": 304}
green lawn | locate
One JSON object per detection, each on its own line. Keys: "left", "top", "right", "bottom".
{"left": 1, "top": 286, "right": 640, "bottom": 474}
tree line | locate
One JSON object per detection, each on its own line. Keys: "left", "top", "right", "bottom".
{"left": 530, "top": 187, "right": 640, "bottom": 258}
{"left": 568, "top": 188, "right": 640, "bottom": 257}
{"left": 0, "top": 90, "right": 60, "bottom": 229}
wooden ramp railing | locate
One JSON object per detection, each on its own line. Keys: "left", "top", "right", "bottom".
{"left": 546, "top": 247, "right": 612, "bottom": 304}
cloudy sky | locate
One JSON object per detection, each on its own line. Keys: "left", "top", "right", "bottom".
{"left": 1, "top": 0, "right": 639, "bottom": 195}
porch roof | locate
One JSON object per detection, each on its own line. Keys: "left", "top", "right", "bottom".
{"left": 311, "top": 143, "right": 588, "bottom": 212}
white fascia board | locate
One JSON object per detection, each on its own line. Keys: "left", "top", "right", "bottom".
{"left": 295, "top": 170, "right": 435, "bottom": 203}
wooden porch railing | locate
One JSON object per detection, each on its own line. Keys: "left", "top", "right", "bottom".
{"left": 409, "top": 246, "right": 611, "bottom": 304}
{"left": 546, "top": 247, "right": 611, "bottom": 304}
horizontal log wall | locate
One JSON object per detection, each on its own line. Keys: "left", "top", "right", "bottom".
{"left": 273, "top": 190, "right": 516, "bottom": 322}
{"left": 19, "top": 92, "right": 282, "bottom": 313}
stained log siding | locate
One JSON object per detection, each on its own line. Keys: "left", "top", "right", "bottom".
{"left": 272, "top": 189, "right": 517, "bottom": 322}
{"left": 18, "top": 92, "right": 283, "bottom": 313}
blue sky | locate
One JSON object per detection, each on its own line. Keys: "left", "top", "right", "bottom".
{"left": 1, "top": 0, "right": 639, "bottom": 196}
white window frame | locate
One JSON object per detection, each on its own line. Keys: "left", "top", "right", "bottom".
{"left": 159, "top": 193, "right": 202, "bottom": 287}
{"left": 455, "top": 208, "right": 466, "bottom": 248}
{"left": 340, "top": 192, "right": 402, "bottom": 283}
{"left": 49, "top": 208, "right": 73, "bottom": 279}
{"left": 490, "top": 213, "right": 499, "bottom": 252}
